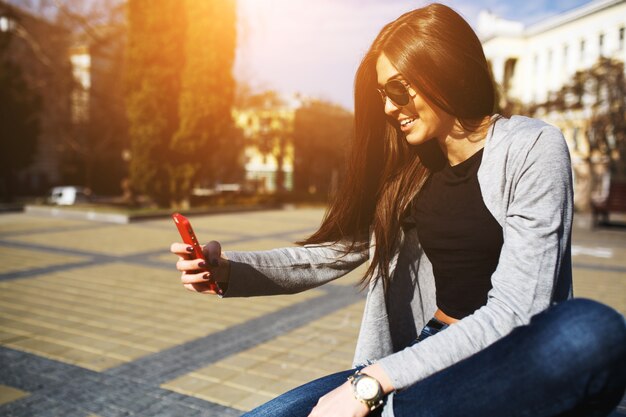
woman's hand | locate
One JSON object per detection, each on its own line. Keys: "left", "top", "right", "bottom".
{"left": 308, "top": 364, "right": 394, "bottom": 416}
{"left": 308, "top": 381, "right": 370, "bottom": 417}
{"left": 170, "top": 242, "right": 230, "bottom": 295}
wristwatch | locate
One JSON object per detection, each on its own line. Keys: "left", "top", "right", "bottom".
{"left": 347, "top": 370, "right": 384, "bottom": 411}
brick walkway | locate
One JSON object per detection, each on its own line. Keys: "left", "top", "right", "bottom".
{"left": 0, "top": 209, "right": 624, "bottom": 416}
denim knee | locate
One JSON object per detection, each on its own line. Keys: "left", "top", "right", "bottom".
{"left": 547, "top": 298, "right": 625, "bottom": 342}
{"left": 531, "top": 298, "right": 626, "bottom": 381}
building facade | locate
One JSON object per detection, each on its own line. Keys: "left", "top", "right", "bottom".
{"left": 232, "top": 98, "right": 297, "bottom": 194}
{"left": 481, "top": 0, "right": 626, "bottom": 105}
{"left": 1, "top": 1, "right": 72, "bottom": 196}
{"left": 480, "top": 0, "right": 626, "bottom": 210}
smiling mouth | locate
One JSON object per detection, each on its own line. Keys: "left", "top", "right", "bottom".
{"left": 400, "top": 117, "right": 416, "bottom": 130}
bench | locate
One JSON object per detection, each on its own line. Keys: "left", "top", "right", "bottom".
{"left": 591, "top": 180, "right": 626, "bottom": 226}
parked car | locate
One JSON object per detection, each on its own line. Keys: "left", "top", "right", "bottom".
{"left": 48, "top": 186, "right": 92, "bottom": 205}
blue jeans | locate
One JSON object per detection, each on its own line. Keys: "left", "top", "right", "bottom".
{"left": 242, "top": 298, "right": 626, "bottom": 417}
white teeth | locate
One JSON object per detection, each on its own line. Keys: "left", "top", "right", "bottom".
{"left": 400, "top": 118, "right": 415, "bottom": 127}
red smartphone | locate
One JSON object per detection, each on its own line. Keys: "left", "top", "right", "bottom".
{"left": 172, "top": 213, "right": 205, "bottom": 260}
{"left": 172, "top": 212, "right": 223, "bottom": 295}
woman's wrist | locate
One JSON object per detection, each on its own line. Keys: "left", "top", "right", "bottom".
{"left": 361, "top": 363, "right": 395, "bottom": 394}
{"left": 213, "top": 254, "right": 230, "bottom": 284}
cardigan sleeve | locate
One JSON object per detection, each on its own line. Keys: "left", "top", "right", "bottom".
{"left": 221, "top": 242, "right": 369, "bottom": 297}
{"left": 377, "top": 125, "right": 574, "bottom": 390}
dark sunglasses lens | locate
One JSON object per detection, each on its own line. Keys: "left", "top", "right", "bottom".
{"left": 385, "top": 80, "right": 410, "bottom": 106}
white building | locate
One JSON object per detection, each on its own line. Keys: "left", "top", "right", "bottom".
{"left": 480, "top": 0, "right": 626, "bottom": 105}
{"left": 69, "top": 45, "right": 91, "bottom": 124}
{"left": 232, "top": 95, "right": 300, "bottom": 193}
{"left": 480, "top": 0, "right": 626, "bottom": 211}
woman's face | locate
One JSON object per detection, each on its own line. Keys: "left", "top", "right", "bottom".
{"left": 376, "top": 53, "right": 455, "bottom": 145}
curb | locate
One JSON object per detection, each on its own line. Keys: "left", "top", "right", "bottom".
{"left": 23, "top": 204, "right": 283, "bottom": 224}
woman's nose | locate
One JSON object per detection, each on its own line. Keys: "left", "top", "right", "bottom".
{"left": 383, "top": 97, "right": 400, "bottom": 116}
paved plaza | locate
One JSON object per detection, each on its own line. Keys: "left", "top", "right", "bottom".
{"left": 0, "top": 208, "right": 624, "bottom": 416}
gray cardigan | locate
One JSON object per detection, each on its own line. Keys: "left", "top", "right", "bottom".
{"left": 224, "top": 116, "right": 573, "bottom": 397}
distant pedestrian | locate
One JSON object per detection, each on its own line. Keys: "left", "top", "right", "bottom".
{"left": 171, "top": 3, "right": 626, "bottom": 416}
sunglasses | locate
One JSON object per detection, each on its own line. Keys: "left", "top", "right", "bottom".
{"left": 377, "top": 79, "right": 415, "bottom": 107}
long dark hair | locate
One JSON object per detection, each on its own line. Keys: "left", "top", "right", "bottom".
{"left": 297, "top": 3, "right": 496, "bottom": 289}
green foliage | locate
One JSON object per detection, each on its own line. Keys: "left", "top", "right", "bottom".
{"left": 170, "top": 0, "right": 237, "bottom": 207}
{"left": 125, "top": 0, "right": 185, "bottom": 206}
{"left": 0, "top": 35, "right": 42, "bottom": 202}
{"left": 61, "top": 29, "right": 128, "bottom": 195}
{"left": 293, "top": 100, "right": 353, "bottom": 199}
{"left": 83, "top": 37, "right": 129, "bottom": 195}
{"left": 530, "top": 57, "right": 626, "bottom": 178}
{"left": 125, "top": 0, "right": 237, "bottom": 208}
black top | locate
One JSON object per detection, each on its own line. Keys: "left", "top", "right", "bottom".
{"left": 414, "top": 147, "right": 503, "bottom": 319}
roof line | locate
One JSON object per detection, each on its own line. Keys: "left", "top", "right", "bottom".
{"left": 525, "top": 0, "right": 625, "bottom": 36}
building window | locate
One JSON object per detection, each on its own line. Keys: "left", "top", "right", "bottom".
{"left": 548, "top": 49, "right": 553, "bottom": 66}
{"left": 620, "top": 27, "right": 624, "bottom": 50}
{"left": 580, "top": 39, "right": 585, "bottom": 57}
{"left": 599, "top": 33, "right": 604, "bottom": 56}
{"left": 503, "top": 58, "right": 517, "bottom": 93}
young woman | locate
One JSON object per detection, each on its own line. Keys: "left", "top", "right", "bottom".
{"left": 172, "top": 4, "right": 626, "bottom": 416}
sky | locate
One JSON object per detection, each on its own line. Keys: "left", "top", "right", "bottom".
{"left": 7, "top": 0, "right": 594, "bottom": 110}
{"left": 234, "top": 0, "right": 593, "bottom": 110}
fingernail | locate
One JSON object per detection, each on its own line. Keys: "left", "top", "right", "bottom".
{"left": 186, "top": 246, "right": 194, "bottom": 252}
{"left": 198, "top": 261, "right": 207, "bottom": 268}
{"left": 202, "top": 273, "right": 211, "bottom": 280}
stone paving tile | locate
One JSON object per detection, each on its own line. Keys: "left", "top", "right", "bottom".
{"left": 181, "top": 209, "right": 323, "bottom": 236}
{"left": 0, "top": 347, "right": 240, "bottom": 417}
{"left": 1, "top": 210, "right": 625, "bottom": 416}
{"left": 4, "top": 223, "right": 178, "bottom": 257}
{"left": 572, "top": 245, "right": 626, "bottom": 269}
{"left": 0, "top": 384, "right": 29, "bottom": 406}
{"left": 162, "top": 300, "right": 364, "bottom": 411}
{"left": 0, "top": 262, "right": 323, "bottom": 371}
{"left": 0, "top": 214, "right": 93, "bottom": 234}
{"left": 573, "top": 268, "right": 626, "bottom": 315}
{"left": 0, "top": 247, "right": 88, "bottom": 275}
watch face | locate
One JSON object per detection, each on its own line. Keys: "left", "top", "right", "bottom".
{"left": 356, "top": 376, "right": 380, "bottom": 400}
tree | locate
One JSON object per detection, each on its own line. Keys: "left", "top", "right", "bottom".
{"left": 82, "top": 26, "right": 129, "bottom": 195}
{"left": 55, "top": 1, "right": 129, "bottom": 195}
{"left": 170, "top": 0, "right": 236, "bottom": 209}
{"left": 125, "top": 0, "right": 185, "bottom": 207}
{"left": 2, "top": 0, "right": 128, "bottom": 196}
{"left": 531, "top": 57, "right": 626, "bottom": 172}
{"left": 584, "top": 58, "right": 626, "bottom": 179}
{"left": 0, "top": 31, "right": 41, "bottom": 202}
{"left": 293, "top": 100, "right": 353, "bottom": 200}
{"left": 529, "top": 57, "right": 626, "bottom": 176}
{"left": 527, "top": 57, "right": 626, "bottom": 210}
